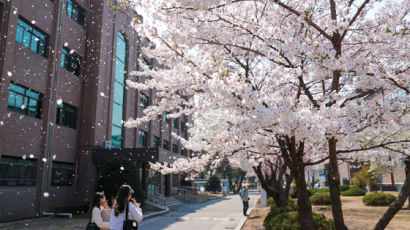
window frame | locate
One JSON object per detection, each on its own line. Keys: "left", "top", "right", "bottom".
{"left": 153, "top": 136, "right": 160, "bottom": 148}
{"left": 163, "top": 111, "right": 170, "bottom": 124}
{"left": 61, "top": 48, "right": 82, "bottom": 76}
{"left": 139, "top": 92, "right": 149, "bottom": 109}
{"left": 0, "top": 156, "right": 38, "bottom": 186}
{"left": 172, "top": 144, "right": 178, "bottom": 153}
{"left": 56, "top": 102, "right": 77, "bottom": 129}
{"left": 163, "top": 140, "right": 169, "bottom": 150}
{"left": 173, "top": 118, "right": 178, "bottom": 129}
{"left": 111, "top": 32, "right": 127, "bottom": 148}
{"left": 16, "top": 18, "right": 47, "bottom": 57}
{"left": 51, "top": 161, "right": 74, "bottom": 186}
{"left": 138, "top": 130, "right": 148, "bottom": 147}
{"left": 7, "top": 82, "right": 42, "bottom": 118}
{"left": 66, "top": 0, "right": 86, "bottom": 27}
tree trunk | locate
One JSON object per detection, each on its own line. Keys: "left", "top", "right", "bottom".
{"left": 295, "top": 166, "right": 315, "bottom": 230}
{"left": 406, "top": 160, "right": 410, "bottom": 207}
{"left": 279, "top": 136, "right": 315, "bottom": 230}
{"left": 328, "top": 137, "right": 348, "bottom": 230}
{"left": 253, "top": 165, "right": 289, "bottom": 207}
{"left": 373, "top": 162, "right": 410, "bottom": 230}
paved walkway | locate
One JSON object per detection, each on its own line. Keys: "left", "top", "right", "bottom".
{"left": 139, "top": 191, "right": 259, "bottom": 230}
{"left": 3, "top": 191, "right": 258, "bottom": 230}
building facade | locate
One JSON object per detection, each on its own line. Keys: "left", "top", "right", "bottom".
{"left": 0, "top": 0, "right": 188, "bottom": 221}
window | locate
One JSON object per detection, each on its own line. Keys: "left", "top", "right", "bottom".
{"left": 163, "top": 140, "right": 169, "bottom": 150}
{"left": 163, "top": 111, "right": 170, "bottom": 123}
{"left": 66, "top": 0, "right": 85, "bottom": 26}
{"left": 0, "top": 156, "right": 37, "bottom": 186}
{"left": 8, "top": 83, "right": 42, "bottom": 118}
{"left": 181, "top": 122, "right": 186, "bottom": 133}
{"left": 61, "top": 48, "right": 81, "bottom": 76}
{"left": 139, "top": 57, "right": 151, "bottom": 72}
{"left": 173, "top": 118, "right": 178, "bottom": 129}
{"left": 56, "top": 103, "right": 77, "bottom": 129}
{"left": 51, "top": 162, "right": 74, "bottom": 186}
{"left": 153, "top": 136, "right": 160, "bottom": 148}
{"left": 172, "top": 144, "right": 178, "bottom": 153}
{"left": 140, "top": 92, "right": 149, "bottom": 109}
{"left": 138, "top": 130, "right": 147, "bottom": 147}
{"left": 16, "top": 18, "right": 47, "bottom": 57}
{"left": 111, "top": 33, "right": 127, "bottom": 148}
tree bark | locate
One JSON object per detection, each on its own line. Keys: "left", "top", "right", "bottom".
{"left": 295, "top": 165, "right": 315, "bottom": 230}
{"left": 373, "top": 160, "right": 410, "bottom": 230}
{"left": 253, "top": 164, "right": 290, "bottom": 207}
{"left": 328, "top": 137, "right": 348, "bottom": 230}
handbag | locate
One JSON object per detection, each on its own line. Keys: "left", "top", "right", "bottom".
{"left": 86, "top": 223, "right": 100, "bottom": 230}
{"left": 86, "top": 209, "right": 100, "bottom": 230}
{"left": 123, "top": 202, "right": 138, "bottom": 230}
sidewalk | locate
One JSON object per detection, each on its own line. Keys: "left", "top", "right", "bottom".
{"left": 139, "top": 191, "right": 259, "bottom": 230}
{"left": 0, "top": 209, "right": 167, "bottom": 230}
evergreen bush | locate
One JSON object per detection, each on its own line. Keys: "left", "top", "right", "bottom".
{"left": 341, "top": 187, "right": 366, "bottom": 196}
{"left": 264, "top": 200, "right": 334, "bottom": 230}
{"left": 310, "top": 192, "right": 331, "bottom": 205}
{"left": 339, "top": 185, "right": 350, "bottom": 191}
{"left": 362, "top": 193, "right": 396, "bottom": 206}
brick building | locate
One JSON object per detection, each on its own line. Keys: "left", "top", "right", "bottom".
{"left": 0, "top": 0, "right": 188, "bottom": 221}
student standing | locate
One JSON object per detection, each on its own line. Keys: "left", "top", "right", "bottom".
{"left": 239, "top": 186, "right": 250, "bottom": 216}
{"left": 109, "top": 185, "right": 143, "bottom": 230}
{"left": 89, "top": 192, "right": 111, "bottom": 230}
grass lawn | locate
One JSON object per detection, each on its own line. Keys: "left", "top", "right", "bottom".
{"left": 241, "top": 194, "right": 410, "bottom": 230}
{"left": 313, "top": 194, "right": 410, "bottom": 230}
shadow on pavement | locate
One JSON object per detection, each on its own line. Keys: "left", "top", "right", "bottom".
{"left": 139, "top": 196, "right": 232, "bottom": 230}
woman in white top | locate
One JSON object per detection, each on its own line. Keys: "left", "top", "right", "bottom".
{"left": 110, "top": 184, "right": 143, "bottom": 230}
{"left": 90, "top": 192, "right": 111, "bottom": 230}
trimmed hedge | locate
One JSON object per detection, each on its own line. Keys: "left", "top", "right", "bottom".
{"left": 339, "top": 185, "right": 351, "bottom": 192}
{"left": 264, "top": 200, "right": 334, "bottom": 230}
{"left": 363, "top": 193, "right": 396, "bottom": 206}
{"left": 309, "top": 188, "right": 329, "bottom": 196}
{"left": 310, "top": 192, "right": 331, "bottom": 205}
{"left": 54, "top": 204, "right": 89, "bottom": 215}
{"left": 341, "top": 187, "right": 366, "bottom": 196}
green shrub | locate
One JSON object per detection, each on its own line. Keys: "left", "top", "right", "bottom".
{"left": 95, "top": 159, "right": 144, "bottom": 205}
{"left": 362, "top": 193, "right": 396, "bottom": 206}
{"left": 267, "top": 197, "right": 275, "bottom": 206}
{"left": 309, "top": 188, "right": 329, "bottom": 196}
{"left": 339, "top": 185, "right": 350, "bottom": 191}
{"left": 341, "top": 187, "right": 366, "bottom": 196}
{"left": 310, "top": 192, "right": 331, "bottom": 205}
{"left": 264, "top": 201, "right": 334, "bottom": 230}
{"left": 206, "top": 175, "right": 221, "bottom": 193}
{"left": 54, "top": 204, "right": 89, "bottom": 215}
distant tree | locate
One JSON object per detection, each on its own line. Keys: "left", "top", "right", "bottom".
{"left": 206, "top": 175, "right": 221, "bottom": 193}
{"left": 351, "top": 164, "right": 379, "bottom": 192}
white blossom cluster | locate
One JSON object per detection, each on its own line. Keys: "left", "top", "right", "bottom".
{"left": 124, "top": 0, "right": 409, "bottom": 176}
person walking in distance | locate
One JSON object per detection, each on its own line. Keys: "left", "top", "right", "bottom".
{"left": 239, "top": 186, "right": 250, "bottom": 216}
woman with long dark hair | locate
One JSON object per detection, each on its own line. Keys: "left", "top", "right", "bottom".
{"left": 88, "top": 192, "right": 110, "bottom": 230}
{"left": 109, "top": 184, "right": 143, "bottom": 230}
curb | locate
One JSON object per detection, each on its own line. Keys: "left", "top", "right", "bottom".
{"left": 143, "top": 207, "right": 170, "bottom": 220}
{"left": 0, "top": 216, "right": 54, "bottom": 228}
{"left": 234, "top": 195, "right": 260, "bottom": 230}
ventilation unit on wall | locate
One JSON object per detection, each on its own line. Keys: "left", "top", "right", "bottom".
{"left": 103, "top": 141, "right": 112, "bottom": 149}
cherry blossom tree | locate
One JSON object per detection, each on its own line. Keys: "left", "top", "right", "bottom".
{"left": 123, "top": 0, "right": 409, "bottom": 229}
